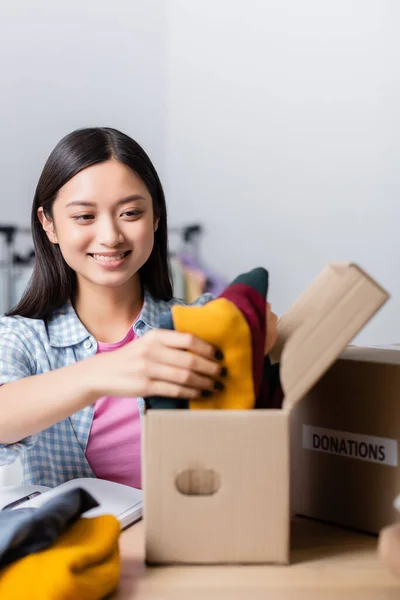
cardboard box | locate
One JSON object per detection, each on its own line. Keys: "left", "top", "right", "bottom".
{"left": 144, "top": 263, "right": 389, "bottom": 564}
{"left": 291, "top": 345, "right": 400, "bottom": 534}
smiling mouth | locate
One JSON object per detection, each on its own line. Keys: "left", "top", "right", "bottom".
{"left": 88, "top": 250, "right": 131, "bottom": 262}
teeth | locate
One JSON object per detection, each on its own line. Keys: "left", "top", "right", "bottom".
{"left": 92, "top": 253, "right": 126, "bottom": 262}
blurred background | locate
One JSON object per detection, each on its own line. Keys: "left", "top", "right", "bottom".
{"left": 0, "top": 0, "right": 398, "bottom": 344}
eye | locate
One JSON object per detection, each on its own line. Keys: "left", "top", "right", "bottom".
{"left": 121, "top": 210, "right": 143, "bottom": 219}
{"left": 72, "top": 214, "right": 95, "bottom": 221}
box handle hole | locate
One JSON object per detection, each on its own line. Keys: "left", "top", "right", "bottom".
{"left": 175, "top": 468, "right": 220, "bottom": 496}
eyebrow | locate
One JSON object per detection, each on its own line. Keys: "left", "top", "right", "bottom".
{"left": 66, "top": 194, "right": 147, "bottom": 208}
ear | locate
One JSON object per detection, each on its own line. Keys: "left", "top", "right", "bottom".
{"left": 37, "top": 207, "right": 58, "bottom": 244}
{"left": 154, "top": 217, "right": 159, "bottom": 233}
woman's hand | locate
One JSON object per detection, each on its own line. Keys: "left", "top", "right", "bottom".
{"left": 265, "top": 303, "right": 278, "bottom": 355}
{"left": 90, "top": 329, "right": 223, "bottom": 400}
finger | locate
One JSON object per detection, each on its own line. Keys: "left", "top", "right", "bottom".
{"left": 152, "top": 345, "right": 221, "bottom": 378}
{"left": 145, "top": 380, "right": 202, "bottom": 399}
{"left": 147, "top": 362, "right": 215, "bottom": 391}
{"left": 153, "top": 330, "right": 219, "bottom": 361}
{"left": 268, "top": 311, "right": 277, "bottom": 324}
{"left": 266, "top": 303, "right": 277, "bottom": 323}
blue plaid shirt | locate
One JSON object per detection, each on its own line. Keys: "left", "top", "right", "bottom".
{"left": 0, "top": 290, "right": 213, "bottom": 487}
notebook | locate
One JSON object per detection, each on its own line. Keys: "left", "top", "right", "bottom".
{"left": 0, "top": 478, "right": 143, "bottom": 529}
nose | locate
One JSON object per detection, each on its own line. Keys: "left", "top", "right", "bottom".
{"left": 98, "top": 216, "right": 124, "bottom": 247}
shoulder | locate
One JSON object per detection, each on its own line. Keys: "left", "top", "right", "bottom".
{"left": 0, "top": 313, "right": 52, "bottom": 365}
{"left": 0, "top": 315, "right": 44, "bottom": 378}
{"left": 0, "top": 313, "right": 46, "bottom": 342}
{"left": 187, "top": 292, "right": 215, "bottom": 307}
{"left": 138, "top": 291, "right": 215, "bottom": 329}
{"left": 0, "top": 301, "right": 88, "bottom": 349}
{"left": 158, "top": 292, "right": 215, "bottom": 310}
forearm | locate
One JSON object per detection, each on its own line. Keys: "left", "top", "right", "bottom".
{"left": 0, "top": 356, "right": 100, "bottom": 445}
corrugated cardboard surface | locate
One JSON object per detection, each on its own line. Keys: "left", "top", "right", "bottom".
{"left": 291, "top": 351, "right": 400, "bottom": 534}
{"left": 144, "top": 410, "right": 290, "bottom": 564}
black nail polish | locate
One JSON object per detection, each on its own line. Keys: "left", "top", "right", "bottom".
{"left": 220, "top": 366, "right": 228, "bottom": 378}
{"left": 201, "top": 390, "right": 213, "bottom": 398}
{"left": 214, "top": 381, "right": 225, "bottom": 391}
{"left": 215, "top": 349, "right": 224, "bottom": 361}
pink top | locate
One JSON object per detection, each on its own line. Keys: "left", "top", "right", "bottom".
{"left": 85, "top": 327, "right": 142, "bottom": 489}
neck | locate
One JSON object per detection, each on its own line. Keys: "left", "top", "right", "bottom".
{"left": 73, "top": 274, "right": 144, "bottom": 343}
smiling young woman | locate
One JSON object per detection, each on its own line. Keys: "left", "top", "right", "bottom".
{"left": 0, "top": 128, "right": 223, "bottom": 489}
{"left": 0, "top": 127, "right": 277, "bottom": 490}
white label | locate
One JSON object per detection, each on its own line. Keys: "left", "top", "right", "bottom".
{"left": 302, "top": 425, "right": 398, "bottom": 467}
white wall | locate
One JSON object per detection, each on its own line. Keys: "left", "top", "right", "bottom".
{"left": 0, "top": 0, "right": 167, "bottom": 226}
{"left": 0, "top": 0, "right": 398, "bottom": 346}
{"left": 165, "top": 0, "right": 400, "bottom": 344}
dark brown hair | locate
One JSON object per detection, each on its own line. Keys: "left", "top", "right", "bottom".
{"left": 8, "top": 127, "right": 172, "bottom": 319}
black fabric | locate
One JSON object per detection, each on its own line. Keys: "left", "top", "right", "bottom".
{"left": 255, "top": 356, "right": 284, "bottom": 409}
{"left": 0, "top": 487, "right": 98, "bottom": 569}
{"left": 231, "top": 267, "right": 269, "bottom": 298}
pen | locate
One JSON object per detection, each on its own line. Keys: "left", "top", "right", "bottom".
{"left": 1, "top": 491, "right": 42, "bottom": 511}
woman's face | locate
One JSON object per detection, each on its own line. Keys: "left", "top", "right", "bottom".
{"left": 38, "top": 159, "right": 158, "bottom": 291}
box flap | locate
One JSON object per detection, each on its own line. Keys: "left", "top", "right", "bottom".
{"left": 342, "top": 345, "right": 400, "bottom": 365}
{"left": 271, "top": 263, "right": 390, "bottom": 410}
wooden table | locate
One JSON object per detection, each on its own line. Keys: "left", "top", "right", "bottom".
{"left": 114, "top": 517, "right": 400, "bottom": 599}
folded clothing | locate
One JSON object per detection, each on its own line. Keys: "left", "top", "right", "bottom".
{"left": 147, "top": 267, "right": 283, "bottom": 410}
{"left": 0, "top": 514, "right": 120, "bottom": 600}
{"left": 0, "top": 487, "right": 98, "bottom": 569}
